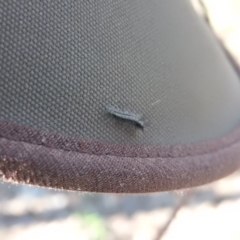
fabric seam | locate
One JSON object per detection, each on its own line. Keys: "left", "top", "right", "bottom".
{"left": 1, "top": 134, "right": 240, "bottom": 159}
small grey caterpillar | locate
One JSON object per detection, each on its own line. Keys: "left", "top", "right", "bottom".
{"left": 107, "top": 107, "right": 144, "bottom": 128}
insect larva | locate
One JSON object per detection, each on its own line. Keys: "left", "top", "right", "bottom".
{"left": 107, "top": 107, "right": 144, "bottom": 128}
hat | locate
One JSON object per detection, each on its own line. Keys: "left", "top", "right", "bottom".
{"left": 1, "top": 0, "right": 240, "bottom": 193}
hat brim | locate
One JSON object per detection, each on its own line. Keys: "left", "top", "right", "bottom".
{"left": 1, "top": 120, "right": 240, "bottom": 193}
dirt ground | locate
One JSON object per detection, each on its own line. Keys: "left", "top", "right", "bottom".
{"left": 1, "top": 1, "right": 240, "bottom": 239}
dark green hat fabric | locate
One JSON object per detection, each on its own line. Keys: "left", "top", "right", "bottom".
{"left": 1, "top": 0, "right": 240, "bottom": 193}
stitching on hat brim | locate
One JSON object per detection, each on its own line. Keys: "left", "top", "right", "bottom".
{"left": 1, "top": 120, "right": 240, "bottom": 193}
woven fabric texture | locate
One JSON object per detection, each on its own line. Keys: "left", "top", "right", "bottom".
{"left": 1, "top": 0, "right": 240, "bottom": 145}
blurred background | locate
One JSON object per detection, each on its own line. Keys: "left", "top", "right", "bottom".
{"left": 1, "top": 1, "right": 240, "bottom": 239}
